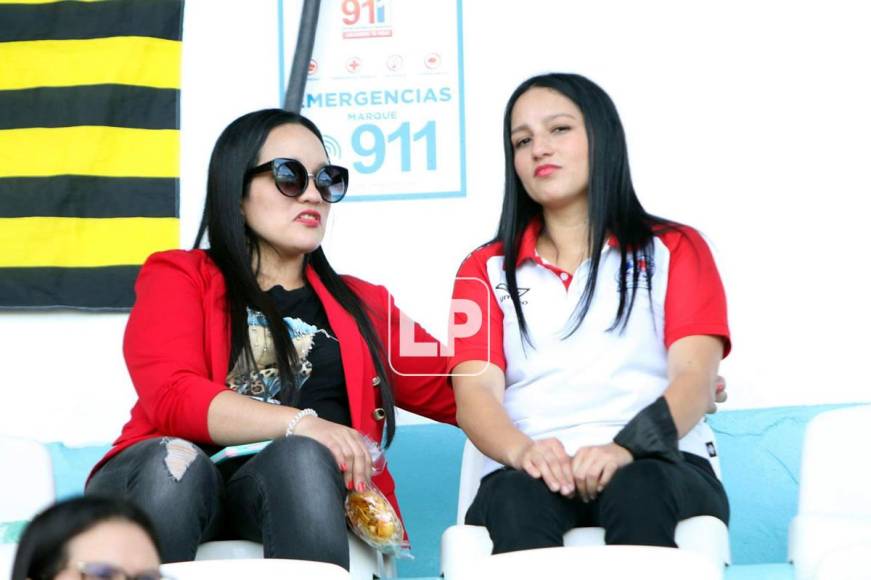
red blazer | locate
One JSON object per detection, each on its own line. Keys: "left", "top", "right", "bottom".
{"left": 93, "top": 249, "right": 456, "bottom": 520}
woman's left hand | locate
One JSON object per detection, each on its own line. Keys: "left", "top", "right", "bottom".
{"left": 571, "top": 443, "right": 633, "bottom": 502}
{"left": 708, "top": 375, "right": 727, "bottom": 413}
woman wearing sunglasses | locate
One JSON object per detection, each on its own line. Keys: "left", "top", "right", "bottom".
{"left": 85, "top": 109, "right": 456, "bottom": 568}
{"left": 12, "top": 496, "right": 165, "bottom": 580}
{"left": 450, "top": 73, "right": 730, "bottom": 553}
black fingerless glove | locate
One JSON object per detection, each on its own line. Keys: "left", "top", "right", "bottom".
{"left": 613, "top": 396, "right": 682, "bottom": 463}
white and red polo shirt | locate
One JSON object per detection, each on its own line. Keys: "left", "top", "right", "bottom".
{"left": 451, "top": 218, "right": 730, "bottom": 478}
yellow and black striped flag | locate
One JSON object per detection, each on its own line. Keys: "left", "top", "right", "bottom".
{"left": 0, "top": 0, "right": 183, "bottom": 309}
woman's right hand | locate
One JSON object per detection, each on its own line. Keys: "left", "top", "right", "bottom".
{"left": 293, "top": 415, "right": 373, "bottom": 492}
{"left": 510, "top": 437, "right": 575, "bottom": 497}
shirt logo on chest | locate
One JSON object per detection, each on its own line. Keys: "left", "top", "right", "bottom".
{"left": 617, "top": 255, "right": 655, "bottom": 290}
{"left": 495, "top": 282, "right": 529, "bottom": 305}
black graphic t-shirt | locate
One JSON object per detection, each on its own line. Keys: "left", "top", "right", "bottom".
{"left": 225, "top": 284, "right": 350, "bottom": 427}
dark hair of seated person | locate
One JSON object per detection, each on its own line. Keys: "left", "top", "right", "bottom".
{"left": 11, "top": 495, "right": 160, "bottom": 580}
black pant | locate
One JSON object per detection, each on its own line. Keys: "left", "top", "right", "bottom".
{"left": 465, "top": 452, "right": 729, "bottom": 554}
{"left": 86, "top": 436, "right": 349, "bottom": 567}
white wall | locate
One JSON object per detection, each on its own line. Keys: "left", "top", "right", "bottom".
{"left": 2, "top": 0, "right": 869, "bottom": 445}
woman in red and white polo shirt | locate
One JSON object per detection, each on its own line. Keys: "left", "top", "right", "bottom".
{"left": 451, "top": 73, "right": 730, "bottom": 553}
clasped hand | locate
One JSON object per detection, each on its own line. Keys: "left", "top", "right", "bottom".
{"left": 513, "top": 438, "right": 632, "bottom": 502}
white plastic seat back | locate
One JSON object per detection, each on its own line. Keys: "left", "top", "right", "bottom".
{"left": 455, "top": 438, "right": 487, "bottom": 524}
{"left": 813, "top": 544, "right": 871, "bottom": 580}
{"left": 452, "top": 545, "right": 722, "bottom": 580}
{"left": 0, "top": 436, "right": 56, "bottom": 580}
{"left": 197, "top": 531, "right": 395, "bottom": 579}
{"left": 0, "top": 544, "right": 19, "bottom": 580}
{"left": 0, "top": 435, "right": 55, "bottom": 522}
{"left": 796, "top": 405, "right": 871, "bottom": 517}
{"left": 195, "top": 539, "right": 263, "bottom": 560}
{"left": 788, "top": 405, "right": 871, "bottom": 580}
{"left": 163, "top": 558, "right": 350, "bottom": 579}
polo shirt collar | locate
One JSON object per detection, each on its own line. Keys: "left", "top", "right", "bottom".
{"left": 516, "top": 216, "right": 544, "bottom": 266}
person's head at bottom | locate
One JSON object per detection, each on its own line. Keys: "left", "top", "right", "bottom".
{"left": 11, "top": 495, "right": 163, "bottom": 580}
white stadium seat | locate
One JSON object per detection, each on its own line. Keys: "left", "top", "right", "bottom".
{"left": 196, "top": 533, "right": 395, "bottom": 579}
{"left": 788, "top": 405, "right": 871, "bottom": 580}
{"left": 0, "top": 435, "right": 56, "bottom": 579}
{"left": 441, "top": 439, "right": 730, "bottom": 579}
{"left": 449, "top": 545, "right": 723, "bottom": 580}
{"left": 0, "top": 435, "right": 55, "bottom": 522}
{"left": 162, "top": 557, "right": 350, "bottom": 579}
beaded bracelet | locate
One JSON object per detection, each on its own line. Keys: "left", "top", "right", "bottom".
{"left": 285, "top": 408, "right": 318, "bottom": 437}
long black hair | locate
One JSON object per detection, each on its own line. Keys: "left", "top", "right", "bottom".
{"left": 11, "top": 495, "right": 160, "bottom": 580}
{"left": 193, "top": 109, "right": 396, "bottom": 444}
{"left": 498, "top": 73, "right": 671, "bottom": 344}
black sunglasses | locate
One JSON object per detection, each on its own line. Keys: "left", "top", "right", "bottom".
{"left": 245, "top": 158, "right": 349, "bottom": 203}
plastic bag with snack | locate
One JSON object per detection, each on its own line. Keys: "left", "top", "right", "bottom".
{"left": 344, "top": 436, "right": 411, "bottom": 557}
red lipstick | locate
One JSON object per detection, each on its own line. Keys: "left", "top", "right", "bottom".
{"left": 295, "top": 210, "right": 321, "bottom": 227}
{"left": 534, "top": 164, "right": 559, "bottom": 177}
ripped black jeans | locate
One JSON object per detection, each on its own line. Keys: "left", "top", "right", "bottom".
{"left": 86, "top": 436, "right": 349, "bottom": 566}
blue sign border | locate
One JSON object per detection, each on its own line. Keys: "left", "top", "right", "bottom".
{"left": 277, "top": 0, "right": 466, "bottom": 202}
